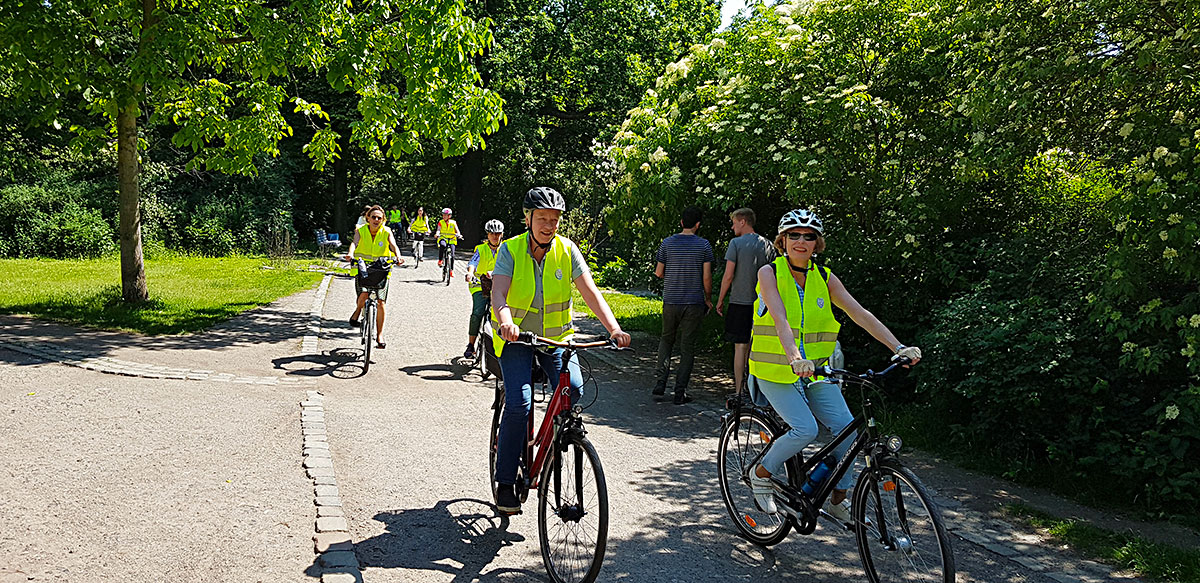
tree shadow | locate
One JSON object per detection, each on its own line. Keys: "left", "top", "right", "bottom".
{"left": 272, "top": 347, "right": 367, "bottom": 379}
{"left": 351, "top": 498, "right": 536, "bottom": 583}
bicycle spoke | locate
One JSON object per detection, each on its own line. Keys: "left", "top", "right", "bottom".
{"left": 855, "top": 462, "right": 953, "bottom": 583}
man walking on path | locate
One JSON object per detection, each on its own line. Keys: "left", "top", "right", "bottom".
{"left": 653, "top": 206, "right": 714, "bottom": 404}
{"left": 715, "top": 207, "right": 775, "bottom": 395}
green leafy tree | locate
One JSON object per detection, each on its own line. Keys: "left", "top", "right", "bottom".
{"left": 0, "top": 0, "right": 503, "bottom": 301}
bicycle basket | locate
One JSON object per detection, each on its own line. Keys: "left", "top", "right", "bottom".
{"left": 358, "top": 262, "right": 390, "bottom": 288}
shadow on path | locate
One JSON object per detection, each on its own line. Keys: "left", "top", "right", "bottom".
{"left": 354, "top": 498, "right": 534, "bottom": 582}
{"left": 272, "top": 347, "right": 366, "bottom": 379}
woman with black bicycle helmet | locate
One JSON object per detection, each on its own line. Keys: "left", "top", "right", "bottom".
{"left": 463, "top": 219, "right": 507, "bottom": 359}
{"left": 488, "top": 186, "right": 631, "bottom": 514}
{"left": 747, "top": 209, "right": 921, "bottom": 526}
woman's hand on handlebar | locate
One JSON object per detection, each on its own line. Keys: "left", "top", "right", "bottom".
{"left": 499, "top": 322, "right": 522, "bottom": 342}
{"left": 609, "top": 328, "right": 631, "bottom": 349}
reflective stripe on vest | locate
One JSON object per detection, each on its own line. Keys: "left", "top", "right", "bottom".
{"left": 469, "top": 243, "right": 499, "bottom": 294}
{"left": 748, "top": 256, "right": 840, "bottom": 384}
{"left": 411, "top": 215, "right": 429, "bottom": 232}
{"left": 491, "top": 232, "right": 575, "bottom": 356}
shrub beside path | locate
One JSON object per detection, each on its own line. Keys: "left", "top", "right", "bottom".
{"left": 0, "top": 255, "right": 1191, "bottom": 582}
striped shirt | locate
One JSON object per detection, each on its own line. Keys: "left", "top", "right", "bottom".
{"left": 656, "top": 233, "right": 714, "bottom": 305}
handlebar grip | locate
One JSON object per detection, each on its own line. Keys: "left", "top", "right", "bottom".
{"left": 517, "top": 331, "right": 537, "bottom": 344}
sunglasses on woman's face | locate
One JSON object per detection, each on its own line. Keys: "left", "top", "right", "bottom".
{"left": 786, "top": 232, "right": 819, "bottom": 242}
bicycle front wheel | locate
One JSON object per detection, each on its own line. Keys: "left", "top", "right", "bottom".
{"left": 853, "top": 458, "right": 954, "bottom": 583}
{"left": 538, "top": 433, "right": 608, "bottom": 583}
{"left": 488, "top": 386, "right": 502, "bottom": 497}
{"left": 717, "top": 408, "right": 791, "bottom": 545}
{"left": 362, "top": 301, "right": 374, "bottom": 373}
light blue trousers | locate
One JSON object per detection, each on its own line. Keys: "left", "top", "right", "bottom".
{"left": 753, "top": 377, "right": 857, "bottom": 490}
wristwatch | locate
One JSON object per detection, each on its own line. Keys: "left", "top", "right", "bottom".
{"left": 893, "top": 344, "right": 907, "bottom": 354}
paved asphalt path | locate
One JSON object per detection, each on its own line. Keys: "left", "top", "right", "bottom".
{"left": 1, "top": 244, "right": 1158, "bottom": 582}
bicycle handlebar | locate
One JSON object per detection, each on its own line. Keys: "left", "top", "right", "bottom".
{"left": 512, "top": 331, "right": 626, "bottom": 350}
{"left": 816, "top": 355, "right": 913, "bottom": 381}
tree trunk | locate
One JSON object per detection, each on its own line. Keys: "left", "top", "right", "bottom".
{"left": 332, "top": 129, "right": 351, "bottom": 238}
{"left": 455, "top": 147, "right": 484, "bottom": 245}
{"left": 117, "top": 106, "right": 148, "bottom": 303}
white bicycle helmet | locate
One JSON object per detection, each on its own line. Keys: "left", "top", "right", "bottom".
{"left": 485, "top": 219, "right": 504, "bottom": 233}
{"left": 777, "top": 209, "right": 824, "bottom": 235}
{"left": 441, "top": 207, "right": 453, "bottom": 215}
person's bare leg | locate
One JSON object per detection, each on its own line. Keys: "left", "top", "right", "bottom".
{"left": 376, "top": 301, "right": 386, "bottom": 345}
{"left": 831, "top": 489, "right": 848, "bottom": 505}
{"left": 350, "top": 292, "right": 368, "bottom": 320}
{"left": 733, "top": 343, "right": 750, "bottom": 394}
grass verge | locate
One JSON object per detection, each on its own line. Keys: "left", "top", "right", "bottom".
{"left": 0, "top": 256, "right": 324, "bottom": 335}
{"left": 1003, "top": 504, "right": 1200, "bottom": 583}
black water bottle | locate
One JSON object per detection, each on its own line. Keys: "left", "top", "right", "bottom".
{"left": 801, "top": 455, "right": 836, "bottom": 496}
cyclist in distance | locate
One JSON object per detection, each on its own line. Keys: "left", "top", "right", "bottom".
{"left": 748, "top": 209, "right": 922, "bottom": 525}
{"left": 435, "top": 207, "right": 462, "bottom": 275}
{"left": 408, "top": 206, "right": 432, "bottom": 263}
{"left": 345, "top": 205, "right": 404, "bottom": 348}
{"left": 490, "top": 186, "right": 632, "bottom": 515}
{"left": 463, "top": 219, "right": 506, "bottom": 359}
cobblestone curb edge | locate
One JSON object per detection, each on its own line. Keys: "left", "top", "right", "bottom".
{"left": 302, "top": 390, "right": 363, "bottom": 583}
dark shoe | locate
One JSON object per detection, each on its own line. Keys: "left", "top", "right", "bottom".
{"left": 495, "top": 483, "right": 521, "bottom": 515}
{"left": 376, "top": 340, "right": 386, "bottom": 349}
{"left": 349, "top": 317, "right": 361, "bottom": 328}
{"left": 464, "top": 344, "right": 476, "bottom": 359}
{"left": 673, "top": 393, "right": 693, "bottom": 405}
{"left": 652, "top": 385, "right": 666, "bottom": 397}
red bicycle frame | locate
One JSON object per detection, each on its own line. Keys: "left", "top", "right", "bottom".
{"left": 525, "top": 368, "right": 574, "bottom": 490}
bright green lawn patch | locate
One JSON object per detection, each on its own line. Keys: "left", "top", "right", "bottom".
{"left": 1004, "top": 504, "right": 1200, "bottom": 583}
{"left": 0, "top": 256, "right": 324, "bottom": 335}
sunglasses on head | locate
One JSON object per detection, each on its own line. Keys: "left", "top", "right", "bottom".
{"left": 786, "top": 232, "right": 819, "bottom": 241}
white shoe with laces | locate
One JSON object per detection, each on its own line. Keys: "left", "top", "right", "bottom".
{"left": 749, "top": 472, "right": 778, "bottom": 514}
{"left": 824, "top": 498, "right": 870, "bottom": 528}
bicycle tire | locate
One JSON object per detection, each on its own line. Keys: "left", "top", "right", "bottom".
{"left": 853, "top": 458, "right": 954, "bottom": 583}
{"left": 538, "top": 433, "right": 608, "bottom": 583}
{"left": 477, "top": 333, "right": 491, "bottom": 380}
{"left": 717, "top": 408, "right": 792, "bottom": 546}
{"left": 488, "top": 386, "right": 503, "bottom": 497}
{"left": 362, "top": 300, "right": 374, "bottom": 373}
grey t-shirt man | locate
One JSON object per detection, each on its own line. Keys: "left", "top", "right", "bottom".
{"left": 725, "top": 233, "right": 776, "bottom": 305}
{"left": 493, "top": 235, "right": 589, "bottom": 334}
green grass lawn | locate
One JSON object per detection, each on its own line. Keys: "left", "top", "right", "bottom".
{"left": 0, "top": 256, "right": 324, "bottom": 335}
{"left": 1005, "top": 504, "right": 1200, "bottom": 583}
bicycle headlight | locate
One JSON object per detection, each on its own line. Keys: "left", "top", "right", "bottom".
{"left": 884, "top": 435, "right": 903, "bottom": 453}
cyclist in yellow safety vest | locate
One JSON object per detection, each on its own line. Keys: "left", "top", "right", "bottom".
{"left": 463, "top": 219, "right": 506, "bottom": 359}
{"left": 746, "top": 209, "right": 922, "bottom": 527}
{"left": 407, "top": 207, "right": 431, "bottom": 262}
{"left": 344, "top": 205, "right": 404, "bottom": 349}
{"left": 489, "top": 186, "right": 632, "bottom": 515}
{"left": 435, "top": 207, "right": 462, "bottom": 274}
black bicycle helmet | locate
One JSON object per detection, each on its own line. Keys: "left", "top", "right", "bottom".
{"left": 523, "top": 186, "right": 567, "bottom": 212}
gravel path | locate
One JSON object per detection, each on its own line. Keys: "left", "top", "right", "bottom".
{"left": 0, "top": 247, "right": 1177, "bottom": 583}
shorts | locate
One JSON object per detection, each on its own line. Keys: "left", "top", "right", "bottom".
{"left": 724, "top": 302, "right": 753, "bottom": 343}
{"left": 411, "top": 232, "right": 427, "bottom": 242}
{"left": 355, "top": 275, "right": 390, "bottom": 302}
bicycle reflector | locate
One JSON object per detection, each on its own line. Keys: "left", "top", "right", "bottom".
{"left": 759, "top": 431, "right": 771, "bottom": 443}
{"left": 882, "top": 479, "right": 897, "bottom": 492}
{"left": 744, "top": 515, "right": 758, "bottom": 528}
{"left": 885, "top": 435, "right": 903, "bottom": 453}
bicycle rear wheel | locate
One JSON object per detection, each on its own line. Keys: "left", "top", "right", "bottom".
{"left": 488, "top": 385, "right": 503, "bottom": 497}
{"left": 362, "top": 300, "right": 375, "bottom": 373}
{"left": 538, "top": 433, "right": 608, "bottom": 583}
{"left": 717, "top": 408, "right": 791, "bottom": 546}
{"left": 476, "top": 332, "right": 491, "bottom": 380}
{"left": 853, "top": 458, "right": 954, "bottom": 583}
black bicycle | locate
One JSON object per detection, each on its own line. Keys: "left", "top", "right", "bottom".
{"left": 717, "top": 357, "right": 954, "bottom": 583}
{"left": 349, "top": 257, "right": 399, "bottom": 373}
{"left": 441, "top": 241, "right": 457, "bottom": 285}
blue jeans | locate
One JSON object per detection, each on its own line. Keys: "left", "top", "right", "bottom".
{"left": 495, "top": 342, "right": 583, "bottom": 485}
{"left": 754, "top": 377, "right": 857, "bottom": 490}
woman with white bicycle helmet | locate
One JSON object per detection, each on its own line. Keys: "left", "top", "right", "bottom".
{"left": 463, "top": 219, "right": 507, "bottom": 359}
{"left": 435, "top": 207, "right": 462, "bottom": 272}
{"left": 747, "top": 208, "right": 922, "bottom": 527}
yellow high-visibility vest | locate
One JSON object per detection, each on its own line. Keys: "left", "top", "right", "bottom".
{"left": 353, "top": 225, "right": 395, "bottom": 260}
{"left": 411, "top": 215, "right": 430, "bottom": 233}
{"left": 491, "top": 232, "right": 575, "bottom": 356}
{"left": 470, "top": 243, "right": 499, "bottom": 294}
{"left": 749, "top": 256, "right": 840, "bottom": 384}
{"left": 438, "top": 219, "right": 459, "bottom": 242}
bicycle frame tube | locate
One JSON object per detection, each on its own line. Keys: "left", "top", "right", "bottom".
{"left": 526, "top": 351, "right": 576, "bottom": 490}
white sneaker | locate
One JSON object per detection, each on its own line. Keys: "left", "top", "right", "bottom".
{"left": 824, "top": 499, "right": 869, "bottom": 527}
{"left": 749, "top": 472, "right": 778, "bottom": 514}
